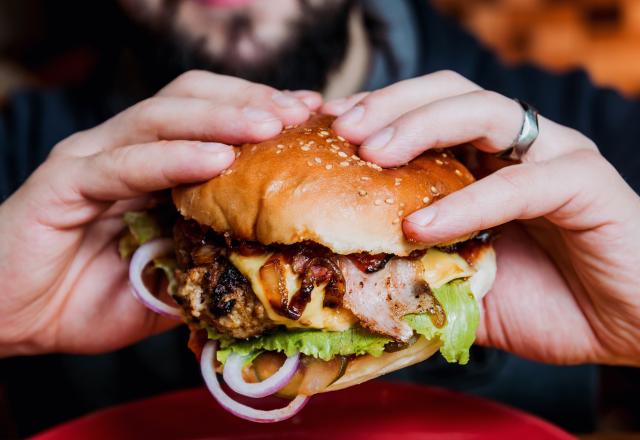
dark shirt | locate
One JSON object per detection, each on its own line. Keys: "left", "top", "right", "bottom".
{"left": 2, "top": 0, "right": 638, "bottom": 435}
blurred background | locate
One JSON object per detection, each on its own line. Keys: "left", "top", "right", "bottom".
{"left": 0, "top": 0, "right": 639, "bottom": 437}
{"left": 434, "top": 0, "right": 640, "bottom": 96}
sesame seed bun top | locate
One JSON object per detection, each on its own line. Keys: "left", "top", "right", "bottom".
{"left": 172, "top": 114, "right": 476, "bottom": 256}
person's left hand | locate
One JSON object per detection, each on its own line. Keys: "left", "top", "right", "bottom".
{"left": 324, "top": 71, "right": 640, "bottom": 366}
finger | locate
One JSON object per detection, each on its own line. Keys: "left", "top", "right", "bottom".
{"left": 74, "top": 140, "right": 235, "bottom": 202}
{"left": 359, "top": 90, "right": 597, "bottom": 168}
{"left": 100, "top": 196, "right": 153, "bottom": 219}
{"left": 57, "top": 97, "right": 284, "bottom": 156}
{"left": 402, "top": 150, "right": 621, "bottom": 246}
{"left": 158, "top": 70, "right": 312, "bottom": 125}
{"left": 322, "top": 92, "right": 368, "bottom": 116}
{"left": 289, "top": 90, "right": 323, "bottom": 111}
{"left": 332, "top": 71, "right": 481, "bottom": 143}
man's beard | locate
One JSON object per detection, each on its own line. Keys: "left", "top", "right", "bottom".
{"left": 125, "top": 0, "right": 358, "bottom": 93}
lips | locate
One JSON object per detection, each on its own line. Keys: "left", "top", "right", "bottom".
{"left": 191, "top": 0, "right": 256, "bottom": 8}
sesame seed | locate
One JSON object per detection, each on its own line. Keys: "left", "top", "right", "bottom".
{"left": 358, "top": 190, "right": 367, "bottom": 196}
{"left": 222, "top": 169, "right": 233, "bottom": 176}
{"left": 430, "top": 186, "right": 438, "bottom": 194}
{"left": 338, "top": 151, "right": 348, "bottom": 158}
{"left": 422, "top": 196, "right": 430, "bottom": 204}
{"left": 398, "top": 210, "right": 404, "bottom": 216}
{"left": 351, "top": 155, "right": 359, "bottom": 161}
{"left": 235, "top": 150, "right": 242, "bottom": 158}
{"left": 454, "top": 169, "right": 463, "bottom": 176}
{"left": 385, "top": 198, "right": 394, "bottom": 205}
{"left": 307, "top": 161, "right": 314, "bottom": 166}
{"left": 314, "top": 157, "right": 322, "bottom": 164}
{"left": 277, "top": 143, "right": 285, "bottom": 149}
{"left": 441, "top": 152, "right": 448, "bottom": 158}
{"left": 304, "top": 128, "right": 312, "bottom": 133}
{"left": 357, "top": 161, "right": 366, "bottom": 166}
{"left": 276, "top": 149, "right": 282, "bottom": 154}
{"left": 339, "top": 161, "right": 349, "bottom": 167}
{"left": 326, "top": 138, "right": 334, "bottom": 143}
{"left": 374, "top": 199, "right": 383, "bottom": 206}
{"left": 360, "top": 176, "right": 371, "bottom": 181}
{"left": 370, "top": 163, "right": 382, "bottom": 171}
{"left": 394, "top": 178, "right": 402, "bottom": 186}
{"left": 319, "top": 130, "right": 330, "bottom": 137}
{"left": 392, "top": 218, "right": 400, "bottom": 225}
{"left": 325, "top": 164, "right": 333, "bottom": 170}
{"left": 250, "top": 145, "right": 257, "bottom": 152}
{"left": 399, "top": 202, "right": 405, "bottom": 208}
{"left": 301, "top": 145, "right": 311, "bottom": 151}
{"left": 435, "top": 159, "right": 443, "bottom": 165}
{"left": 337, "top": 135, "right": 346, "bottom": 142}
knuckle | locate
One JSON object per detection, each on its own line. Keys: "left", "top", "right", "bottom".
{"left": 435, "top": 69, "right": 461, "bottom": 81}
{"left": 494, "top": 163, "right": 526, "bottom": 188}
{"left": 358, "top": 90, "right": 385, "bottom": 112}
{"left": 173, "top": 70, "right": 211, "bottom": 88}
{"left": 247, "top": 83, "right": 275, "bottom": 101}
{"left": 432, "top": 69, "right": 468, "bottom": 86}
{"left": 569, "top": 149, "right": 611, "bottom": 178}
{"left": 566, "top": 128, "right": 599, "bottom": 152}
{"left": 493, "top": 164, "right": 534, "bottom": 216}
{"left": 132, "top": 97, "right": 160, "bottom": 121}
{"left": 472, "top": 89, "right": 503, "bottom": 104}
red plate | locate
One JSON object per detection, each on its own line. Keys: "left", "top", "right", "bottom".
{"left": 31, "top": 381, "right": 574, "bottom": 440}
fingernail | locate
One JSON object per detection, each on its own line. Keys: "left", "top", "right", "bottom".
{"left": 243, "top": 106, "right": 279, "bottom": 123}
{"left": 272, "top": 92, "right": 301, "bottom": 108}
{"left": 363, "top": 127, "right": 394, "bottom": 150}
{"left": 338, "top": 105, "right": 364, "bottom": 125}
{"left": 405, "top": 206, "right": 437, "bottom": 227}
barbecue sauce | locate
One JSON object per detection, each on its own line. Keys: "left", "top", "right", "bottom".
{"left": 415, "top": 282, "right": 446, "bottom": 328}
{"left": 347, "top": 252, "right": 392, "bottom": 273}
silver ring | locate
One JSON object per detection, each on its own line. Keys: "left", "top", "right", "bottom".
{"left": 496, "top": 99, "right": 539, "bottom": 161}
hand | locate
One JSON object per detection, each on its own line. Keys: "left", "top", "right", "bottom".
{"left": 324, "top": 71, "right": 640, "bottom": 366}
{"left": 0, "top": 70, "right": 321, "bottom": 357}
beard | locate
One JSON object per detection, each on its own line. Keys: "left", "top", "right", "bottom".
{"left": 120, "top": 0, "right": 359, "bottom": 94}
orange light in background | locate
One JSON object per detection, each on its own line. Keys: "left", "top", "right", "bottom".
{"left": 433, "top": 0, "right": 640, "bottom": 96}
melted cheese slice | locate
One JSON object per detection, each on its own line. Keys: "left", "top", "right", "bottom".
{"left": 230, "top": 249, "right": 476, "bottom": 332}
{"left": 229, "top": 252, "right": 358, "bottom": 331}
{"left": 420, "top": 249, "right": 475, "bottom": 289}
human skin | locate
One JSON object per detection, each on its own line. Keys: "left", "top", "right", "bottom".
{"left": 325, "top": 70, "right": 640, "bottom": 366}
{"left": 0, "top": 70, "right": 320, "bottom": 357}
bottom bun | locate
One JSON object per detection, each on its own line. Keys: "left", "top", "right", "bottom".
{"left": 325, "top": 336, "right": 440, "bottom": 392}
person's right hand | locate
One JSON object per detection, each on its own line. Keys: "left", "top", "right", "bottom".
{"left": 0, "top": 70, "right": 321, "bottom": 357}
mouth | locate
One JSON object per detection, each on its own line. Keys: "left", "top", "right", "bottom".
{"left": 190, "top": 0, "right": 257, "bottom": 9}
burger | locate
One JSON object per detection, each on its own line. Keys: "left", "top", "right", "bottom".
{"left": 126, "top": 114, "right": 496, "bottom": 422}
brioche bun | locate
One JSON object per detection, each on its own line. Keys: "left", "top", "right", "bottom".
{"left": 172, "top": 114, "right": 476, "bottom": 256}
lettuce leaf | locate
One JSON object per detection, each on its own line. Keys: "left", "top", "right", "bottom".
{"left": 216, "top": 327, "right": 391, "bottom": 364}
{"left": 403, "top": 280, "right": 478, "bottom": 364}
{"left": 118, "top": 211, "right": 162, "bottom": 258}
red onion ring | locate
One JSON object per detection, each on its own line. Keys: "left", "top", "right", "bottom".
{"left": 129, "top": 238, "right": 181, "bottom": 319}
{"left": 201, "top": 341, "right": 309, "bottom": 423}
{"left": 223, "top": 351, "right": 300, "bottom": 398}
